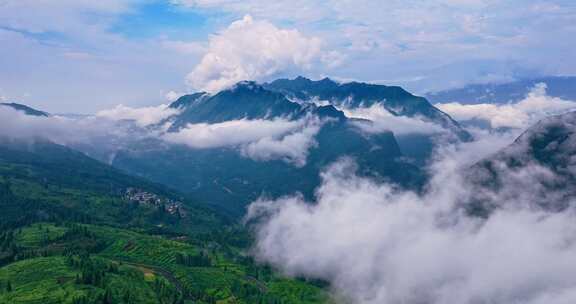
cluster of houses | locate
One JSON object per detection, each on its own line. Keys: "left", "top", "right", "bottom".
{"left": 124, "top": 187, "right": 185, "bottom": 217}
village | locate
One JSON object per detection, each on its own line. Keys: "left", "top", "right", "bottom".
{"left": 123, "top": 187, "right": 185, "bottom": 217}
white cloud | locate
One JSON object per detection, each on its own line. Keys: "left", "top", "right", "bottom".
{"left": 175, "top": 0, "right": 576, "bottom": 93}
{"left": 1, "top": 102, "right": 322, "bottom": 167}
{"left": 436, "top": 83, "right": 576, "bottom": 128}
{"left": 246, "top": 136, "right": 576, "bottom": 304}
{"left": 241, "top": 123, "right": 321, "bottom": 167}
{"left": 342, "top": 104, "right": 446, "bottom": 135}
{"left": 96, "top": 104, "right": 180, "bottom": 127}
{"left": 163, "top": 117, "right": 322, "bottom": 165}
{"left": 0, "top": 2, "right": 203, "bottom": 114}
{"left": 186, "top": 15, "right": 338, "bottom": 93}
{"left": 0, "top": 105, "right": 126, "bottom": 145}
{"left": 163, "top": 118, "right": 301, "bottom": 148}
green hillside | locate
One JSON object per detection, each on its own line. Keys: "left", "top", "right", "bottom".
{"left": 0, "top": 140, "right": 329, "bottom": 304}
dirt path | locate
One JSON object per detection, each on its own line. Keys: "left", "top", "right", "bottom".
{"left": 115, "top": 260, "right": 190, "bottom": 299}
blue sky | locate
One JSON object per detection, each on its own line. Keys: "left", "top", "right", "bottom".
{"left": 1, "top": 0, "right": 575, "bottom": 113}
{"left": 110, "top": 2, "right": 208, "bottom": 40}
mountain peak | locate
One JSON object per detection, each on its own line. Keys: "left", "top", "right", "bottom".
{"left": 231, "top": 80, "right": 264, "bottom": 91}
{"left": 314, "top": 104, "right": 346, "bottom": 120}
{"left": 0, "top": 102, "right": 49, "bottom": 117}
{"left": 170, "top": 81, "right": 303, "bottom": 127}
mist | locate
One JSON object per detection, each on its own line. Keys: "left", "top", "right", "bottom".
{"left": 246, "top": 130, "right": 576, "bottom": 304}
{"left": 436, "top": 83, "right": 576, "bottom": 129}
{"left": 0, "top": 105, "right": 326, "bottom": 166}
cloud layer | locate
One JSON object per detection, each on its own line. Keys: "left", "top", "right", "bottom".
{"left": 163, "top": 117, "right": 322, "bottom": 166}
{"left": 1, "top": 103, "right": 325, "bottom": 167}
{"left": 436, "top": 83, "right": 576, "bottom": 128}
{"left": 241, "top": 122, "right": 321, "bottom": 167}
{"left": 185, "top": 15, "right": 338, "bottom": 93}
{"left": 246, "top": 131, "right": 576, "bottom": 304}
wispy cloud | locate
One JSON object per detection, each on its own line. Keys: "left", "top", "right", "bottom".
{"left": 163, "top": 116, "right": 323, "bottom": 165}
{"left": 96, "top": 104, "right": 180, "bottom": 127}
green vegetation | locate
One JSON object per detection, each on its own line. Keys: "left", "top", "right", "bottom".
{"left": 0, "top": 223, "right": 328, "bottom": 304}
{"left": 0, "top": 140, "right": 329, "bottom": 303}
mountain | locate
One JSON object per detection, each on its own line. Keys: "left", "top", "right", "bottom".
{"left": 265, "top": 76, "right": 471, "bottom": 141}
{"left": 0, "top": 78, "right": 465, "bottom": 217}
{"left": 169, "top": 82, "right": 303, "bottom": 129}
{"left": 468, "top": 110, "right": 576, "bottom": 214}
{"left": 0, "top": 102, "right": 49, "bottom": 117}
{"left": 0, "top": 138, "right": 222, "bottom": 232}
{"left": 114, "top": 81, "right": 424, "bottom": 215}
{"left": 427, "top": 76, "right": 576, "bottom": 104}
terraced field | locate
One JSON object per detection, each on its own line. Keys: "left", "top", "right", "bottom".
{"left": 0, "top": 223, "right": 329, "bottom": 304}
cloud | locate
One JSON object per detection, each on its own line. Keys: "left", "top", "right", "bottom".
{"left": 342, "top": 104, "right": 446, "bottom": 135}
{"left": 0, "top": 102, "right": 322, "bottom": 167}
{"left": 164, "top": 91, "right": 185, "bottom": 102}
{"left": 185, "top": 15, "right": 338, "bottom": 93}
{"left": 96, "top": 104, "right": 180, "bottom": 127}
{"left": 163, "top": 118, "right": 301, "bottom": 148}
{"left": 0, "top": 0, "right": 134, "bottom": 35}
{"left": 246, "top": 130, "right": 576, "bottom": 304}
{"left": 4, "top": 0, "right": 576, "bottom": 113}
{"left": 175, "top": 0, "right": 576, "bottom": 93}
{"left": 0, "top": 105, "right": 165, "bottom": 164}
{"left": 241, "top": 122, "right": 321, "bottom": 167}
{"left": 436, "top": 83, "right": 576, "bottom": 129}
{"left": 0, "top": 2, "right": 204, "bottom": 113}
{"left": 163, "top": 117, "right": 322, "bottom": 165}
{"left": 0, "top": 105, "right": 124, "bottom": 144}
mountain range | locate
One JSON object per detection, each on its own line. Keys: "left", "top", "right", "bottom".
{"left": 468, "top": 110, "right": 576, "bottom": 214}
{"left": 111, "top": 77, "right": 471, "bottom": 214}
{"left": 427, "top": 76, "right": 576, "bottom": 104}
{"left": 3, "top": 75, "right": 576, "bottom": 303}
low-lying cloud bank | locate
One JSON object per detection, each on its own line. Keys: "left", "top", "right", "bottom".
{"left": 0, "top": 106, "right": 127, "bottom": 144}
{"left": 436, "top": 83, "right": 576, "bottom": 129}
{"left": 0, "top": 105, "right": 155, "bottom": 163}
{"left": 246, "top": 132, "right": 576, "bottom": 304}
{"left": 0, "top": 105, "right": 325, "bottom": 167}
{"left": 163, "top": 117, "right": 322, "bottom": 166}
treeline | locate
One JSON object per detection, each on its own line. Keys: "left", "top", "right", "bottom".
{"left": 0, "top": 179, "right": 95, "bottom": 232}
